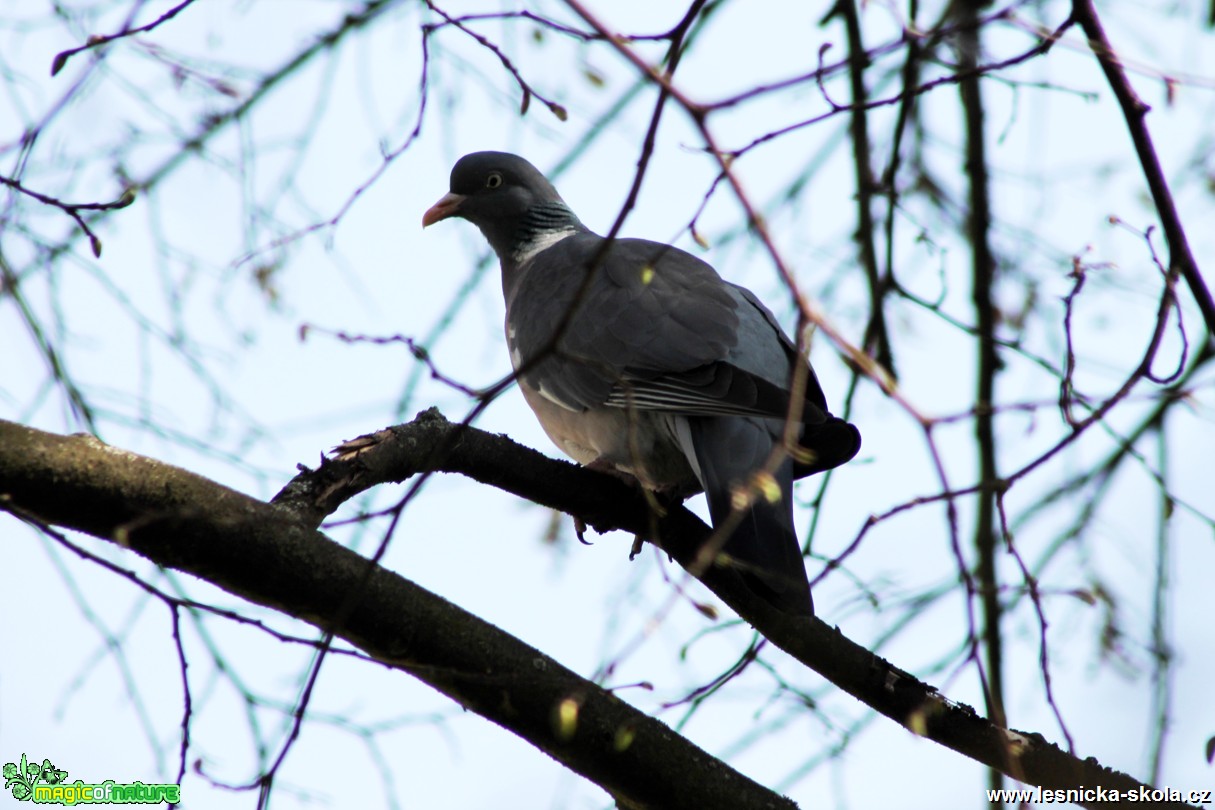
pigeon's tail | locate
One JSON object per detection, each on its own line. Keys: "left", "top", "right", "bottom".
{"left": 793, "top": 415, "right": 862, "bottom": 480}
{"left": 685, "top": 416, "right": 814, "bottom": 616}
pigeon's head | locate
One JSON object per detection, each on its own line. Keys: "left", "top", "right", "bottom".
{"left": 423, "top": 152, "right": 570, "bottom": 257}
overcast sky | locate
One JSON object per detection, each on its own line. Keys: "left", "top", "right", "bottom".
{"left": 3, "top": 2, "right": 1215, "bottom": 808}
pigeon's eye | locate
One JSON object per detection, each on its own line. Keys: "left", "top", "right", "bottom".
{"left": 485, "top": 172, "right": 504, "bottom": 189}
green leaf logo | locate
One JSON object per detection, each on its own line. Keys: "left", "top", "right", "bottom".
{"left": 3, "top": 753, "right": 68, "bottom": 802}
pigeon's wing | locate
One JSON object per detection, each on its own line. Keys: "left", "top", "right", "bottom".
{"left": 510, "top": 235, "right": 784, "bottom": 412}
{"left": 508, "top": 233, "right": 859, "bottom": 475}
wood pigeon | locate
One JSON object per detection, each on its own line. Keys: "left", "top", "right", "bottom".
{"left": 423, "top": 151, "right": 860, "bottom": 616}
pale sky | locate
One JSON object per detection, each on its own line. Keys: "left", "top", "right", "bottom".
{"left": 3, "top": 2, "right": 1214, "bottom": 808}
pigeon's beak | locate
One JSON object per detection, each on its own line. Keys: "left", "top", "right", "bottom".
{"left": 422, "top": 192, "right": 465, "bottom": 227}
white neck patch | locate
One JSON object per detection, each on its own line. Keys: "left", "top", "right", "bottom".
{"left": 512, "top": 228, "right": 578, "bottom": 267}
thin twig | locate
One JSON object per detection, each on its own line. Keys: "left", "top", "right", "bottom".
{"left": 1072, "top": 0, "right": 1215, "bottom": 340}
{"left": 0, "top": 174, "right": 135, "bottom": 257}
{"left": 51, "top": 0, "right": 199, "bottom": 76}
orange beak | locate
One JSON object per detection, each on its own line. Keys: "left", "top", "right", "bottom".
{"left": 422, "top": 192, "right": 465, "bottom": 227}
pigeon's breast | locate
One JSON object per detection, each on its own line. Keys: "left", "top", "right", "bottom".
{"left": 518, "top": 381, "right": 698, "bottom": 493}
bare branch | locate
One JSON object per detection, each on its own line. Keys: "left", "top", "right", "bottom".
{"left": 51, "top": 0, "right": 199, "bottom": 76}
{"left": 1072, "top": 0, "right": 1215, "bottom": 340}
{"left": 287, "top": 410, "right": 1191, "bottom": 808}
{"left": 0, "top": 418, "right": 796, "bottom": 810}
{"left": 0, "top": 174, "right": 135, "bottom": 257}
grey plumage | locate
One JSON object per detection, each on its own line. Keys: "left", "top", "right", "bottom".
{"left": 424, "top": 151, "right": 860, "bottom": 615}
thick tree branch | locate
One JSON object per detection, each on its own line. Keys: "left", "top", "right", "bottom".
{"left": 291, "top": 411, "right": 1205, "bottom": 808}
{"left": 0, "top": 418, "right": 794, "bottom": 810}
{"left": 1, "top": 414, "right": 1197, "bottom": 809}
